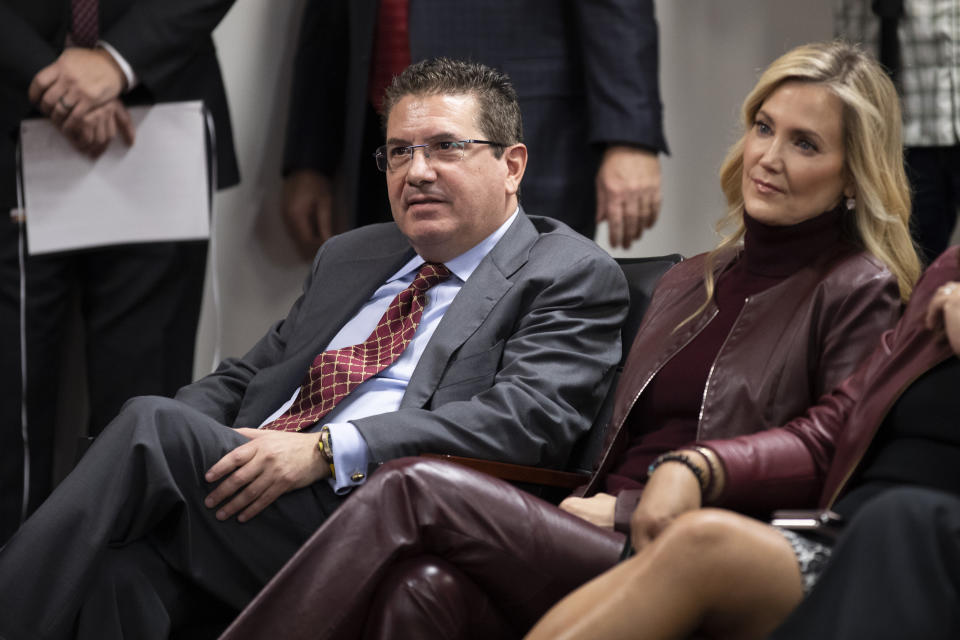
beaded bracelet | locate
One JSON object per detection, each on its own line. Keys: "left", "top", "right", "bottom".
{"left": 647, "top": 452, "right": 708, "bottom": 492}
{"left": 692, "top": 445, "right": 723, "bottom": 503}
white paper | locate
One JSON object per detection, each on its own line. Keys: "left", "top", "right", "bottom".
{"left": 19, "top": 101, "right": 210, "bottom": 255}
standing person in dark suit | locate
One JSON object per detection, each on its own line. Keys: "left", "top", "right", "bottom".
{"left": 281, "top": 0, "right": 668, "bottom": 257}
{"left": 0, "top": 0, "right": 240, "bottom": 545}
{"left": 0, "top": 59, "right": 628, "bottom": 639}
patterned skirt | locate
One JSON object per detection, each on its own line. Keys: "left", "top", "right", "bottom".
{"left": 774, "top": 526, "right": 835, "bottom": 594}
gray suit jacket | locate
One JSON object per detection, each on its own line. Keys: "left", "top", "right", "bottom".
{"left": 176, "top": 211, "right": 629, "bottom": 469}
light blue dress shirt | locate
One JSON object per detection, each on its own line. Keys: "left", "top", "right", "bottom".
{"left": 259, "top": 210, "right": 518, "bottom": 492}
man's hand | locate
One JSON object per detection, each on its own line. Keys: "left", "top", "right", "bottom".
{"left": 63, "top": 98, "right": 136, "bottom": 157}
{"left": 204, "top": 428, "right": 330, "bottom": 523}
{"left": 595, "top": 145, "right": 662, "bottom": 250}
{"left": 559, "top": 492, "right": 617, "bottom": 529}
{"left": 282, "top": 169, "right": 335, "bottom": 260}
{"left": 925, "top": 281, "right": 960, "bottom": 355}
{"left": 629, "top": 461, "right": 702, "bottom": 553}
{"left": 29, "top": 47, "right": 126, "bottom": 130}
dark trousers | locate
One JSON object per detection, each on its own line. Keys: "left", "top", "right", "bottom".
{"left": 0, "top": 213, "right": 208, "bottom": 544}
{"left": 221, "top": 458, "right": 624, "bottom": 640}
{"left": 770, "top": 487, "right": 960, "bottom": 640}
{"left": 0, "top": 395, "right": 343, "bottom": 640}
{"left": 905, "top": 145, "right": 960, "bottom": 265}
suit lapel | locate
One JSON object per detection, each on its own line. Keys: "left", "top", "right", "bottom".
{"left": 288, "top": 248, "right": 415, "bottom": 359}
{"left": 400, "top": 212, "right": 538, "bottom": 408}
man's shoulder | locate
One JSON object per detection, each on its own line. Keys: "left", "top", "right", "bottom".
{"left": 522, "top": 214, "right": 619, "bottom": 266}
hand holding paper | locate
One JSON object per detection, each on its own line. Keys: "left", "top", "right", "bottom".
{"left": 20, "top": 101, "right": 209, "bottom": 255}
{"left": 30, "top": 48, "right": 126, "bottom": 122}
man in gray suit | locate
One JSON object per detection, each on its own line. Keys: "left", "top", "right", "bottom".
{"left": 0, "top": 59, "right": 628, "bottom": 639}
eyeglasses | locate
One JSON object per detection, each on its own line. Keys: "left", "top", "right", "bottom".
{"left": 373, "top": 139, "right": 505, "bottom": 172}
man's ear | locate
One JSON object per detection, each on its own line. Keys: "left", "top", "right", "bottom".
{"left": 503, "top": 143, "right": 527, "bottom": 196}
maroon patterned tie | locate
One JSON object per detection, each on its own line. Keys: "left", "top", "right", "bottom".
{"left": 262, "top": 263, "right": 451, "bottom": 432}
{"left": 70, "top": 0, "right": 99, "bottom": 48}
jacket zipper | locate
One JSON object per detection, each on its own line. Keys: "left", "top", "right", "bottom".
{"left": 592, "top": 306, "right": 720, "bottom": 479}
{"left": 696, "top": 297, "right": 750, "bottom": 440}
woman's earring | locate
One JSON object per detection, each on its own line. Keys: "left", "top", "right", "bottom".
{"left": 845, "top": 196, "right": 856, "bottom": 211}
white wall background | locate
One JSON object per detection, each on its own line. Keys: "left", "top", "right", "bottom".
{"left": 195, "top": 0, "right": 908, "bottom": 376}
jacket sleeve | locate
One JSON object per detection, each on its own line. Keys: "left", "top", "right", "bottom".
{"left": 100, "top": 0, "right": 236, "bottom": 92}
{"left": 572, "top": 0, "right": 668, "bottom": 153}
{"left": 352, "top": 250, "right": 630, "bottom": 470}
{"left": 703, "top": 267, "right": 902, "bottom": 512}
{"left": 282, "top": 0, "right": 350, "bottom": 176}
{"left": 172, "top": 247, "right": 326, "bottom": 425}
{"left": 0, "top": 4, "right": 59, "bottom": 92}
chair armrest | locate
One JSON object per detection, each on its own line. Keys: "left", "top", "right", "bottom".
{"left": 420, "top": 453, "right": 589, "bottom": 489}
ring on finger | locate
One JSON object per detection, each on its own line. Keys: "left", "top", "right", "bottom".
{"left": 59, "top": 96, "right": 74, "bottom": 111}
{"left": 942, "top": 284, "right": 957, "bottom": 296}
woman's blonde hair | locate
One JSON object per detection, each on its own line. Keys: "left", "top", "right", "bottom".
{"left": 694, "top": 40, "right": 919, "bottom": 320}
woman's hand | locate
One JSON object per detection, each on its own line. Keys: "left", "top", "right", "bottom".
{"left": 629, "top": 461, "right": 702, "bottom": 552}
{"left": 559, "top": 493, "right": 617, "bottom": 529}
{"left": 925, "top": 281, "right": 960, "bottom": 355}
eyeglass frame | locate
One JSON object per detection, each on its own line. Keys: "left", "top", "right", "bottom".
{"left": 373, "top": 139, "right": 507, "bottom": 172}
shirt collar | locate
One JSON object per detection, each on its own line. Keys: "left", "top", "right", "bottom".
{"left": 388, "top": 208, "right": 520, "bottom": 283}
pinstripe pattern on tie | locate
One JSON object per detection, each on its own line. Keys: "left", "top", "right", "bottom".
{"left": 71, "top": 0, "right": 99, "bottom": 48}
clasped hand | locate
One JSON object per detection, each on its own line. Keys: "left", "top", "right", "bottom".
{"left": 29, "top": 47, "right": 135, "bottom": 157}
{"left": 204, "top": 428, "right": 330, "bottom": 523}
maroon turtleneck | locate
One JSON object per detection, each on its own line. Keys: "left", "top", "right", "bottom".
{"left": 604, "top": 206, "right": 846, "bottom": 494}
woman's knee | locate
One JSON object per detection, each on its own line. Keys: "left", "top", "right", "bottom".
{"left": 364, "top": 557, "right": 517, "bottom": 640}
{"left": 657, "top": 509, "right": 747, "bottom": 556}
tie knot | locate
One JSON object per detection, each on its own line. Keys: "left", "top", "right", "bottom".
{"left": 412, "top": 262, "right": 451, "bottom": 291}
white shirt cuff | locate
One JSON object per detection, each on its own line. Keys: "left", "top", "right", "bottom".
{"left": 97, "top": 40, "right": 138, "bottom": 90}
{"left": 325, "top": 422, "right": 371, "bottom": 494}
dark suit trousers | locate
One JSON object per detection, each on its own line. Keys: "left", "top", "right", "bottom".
{"left": 221, "top": 458, "right": 624, "bottom": 640}
{"left": 0, "top": 396, "right": 342, "bottom": 640}
{"left": 769, "top": 487, "right": 960, "bottom": 640}
{"left": 0, "top": 219, "right": 208, "bottom": 544}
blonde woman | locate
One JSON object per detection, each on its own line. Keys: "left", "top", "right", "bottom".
{"left": 221, "top": 41, "right": 920, "bottom": 640}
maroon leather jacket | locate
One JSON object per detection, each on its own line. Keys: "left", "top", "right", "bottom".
{"left": 812, "top": 246, "right": 960, "bottom": 508}
{"left": 579, "top": 243, "right": 903, "bottom": 521}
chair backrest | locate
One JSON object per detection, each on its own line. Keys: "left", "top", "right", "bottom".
{"left": 565, "top": 254, "right": 683, "bottom": 475}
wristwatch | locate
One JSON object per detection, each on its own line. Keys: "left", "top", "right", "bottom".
{"left": 317, "top": 425, "right": 335, "bottom": 476}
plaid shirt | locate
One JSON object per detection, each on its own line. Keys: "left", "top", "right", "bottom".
{"left": 836, "top": 0, "right": 960, "bottom": 147}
